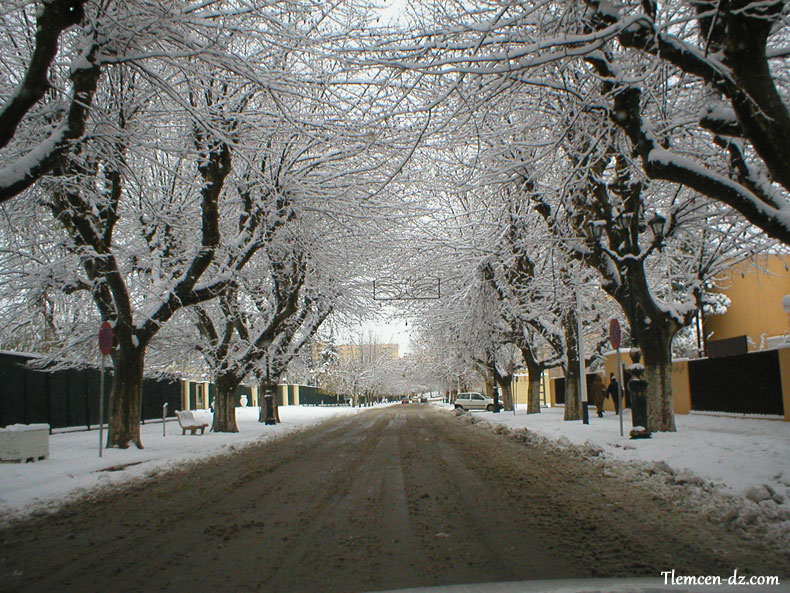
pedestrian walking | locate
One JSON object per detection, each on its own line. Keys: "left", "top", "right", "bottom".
{"left": 606, "top": 373, "right": 620, "bottom": 414}
{"left": 590, "top": 374, "right": 606, "bottom": 417}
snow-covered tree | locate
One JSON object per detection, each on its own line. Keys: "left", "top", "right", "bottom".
{"left": 193, "top": 245, "right": 335, "bottom": 432}
{"left": 581, "top": 0, "right": 790, "bottom": 244}
{"left": 368, "top": 1, "right": 790, "bottom": 244}
{"left": 364, "top": 3, "right": 777, "bottom": 431}
{"left": 0, "top": 0, "right": 388, "bottom": 448}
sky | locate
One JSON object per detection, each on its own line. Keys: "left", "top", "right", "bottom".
{"left": 375, "top": 0, "right": 407, "bottom": 25}
{"left": 363, "top": 313, "right": 411, "bottom": 355}
{"left": 336, "top": 300, "right": 412, "bottom": 355}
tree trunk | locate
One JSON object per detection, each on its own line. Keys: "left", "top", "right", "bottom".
{"left": 484, "top": 376, "right": 495, "bottom": 400}
{"left": 639, "top": 325, "right": 677, "bottom": 432}
{"left": 107, "top": 343, "right": 145, "bottom": 449}
{"left": 212, "top": 374, "right": 240, "bottom": 433}
{"left": 521, "top": 347, "right": 543, "bottom": 414}
{"left": 564, "top": 370, "right": 582, "bottom": 421}
{"left": 496, "top": 374, "right": 514, "bottom": 411}
{"left": 527, "top": 374, "right": 542, "bottom": 414}
{"left": 563, "top": 313, "right": 582, "bottom": 421}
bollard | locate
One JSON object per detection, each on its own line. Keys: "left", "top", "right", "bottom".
{"left": 627, "top": 365, "right": 651, "bottom": 439}
{"left": 162, "top": 403, "right": 168, "bottom": 436}
{"left": 264, "top": 388, "right": 276, "bottom": 425}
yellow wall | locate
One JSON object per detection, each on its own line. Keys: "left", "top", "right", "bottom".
{"left": 512, "top": 373, "right": 528, "bottom": 405}
{"left": 705, "top": 254, "right": 790, "bottom": 349}
{"left": 510, "top": 370, "right": 554, "bottom": 407}
{"left": 180, "top": 381, "right": 211, "bottom": 410}
{"left": 279, "top": 385, "right": 288, "bottom": 406}
{"left": 671, "top": 360, "right": 692, "bottom": 415}
{"left": 599, "top": 351, "right": 692, "bottom": 414}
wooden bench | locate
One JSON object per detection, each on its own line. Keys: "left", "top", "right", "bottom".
{"left": 175, "top": 410, "right": 209, "bottom": 435}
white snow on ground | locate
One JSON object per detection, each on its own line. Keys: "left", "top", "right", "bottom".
{"left": 473, "top": 405, "right": 790, "bottom": 499}
{"left": 459, "top": 404, "right": 790, "bottom": 548}
{"left": 2, "top": 402, "right": 789, "bottom": 545}
{"left": 0, "top": 405, "right": 361, "bottom": 523}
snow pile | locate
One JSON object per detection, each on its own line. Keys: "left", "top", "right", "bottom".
{"left": 461, "top": 405, "right": 790, "bottom": 550}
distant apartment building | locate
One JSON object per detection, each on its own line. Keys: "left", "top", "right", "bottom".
{"left": 311, "top": 341, "right": 400, "bottom": 363}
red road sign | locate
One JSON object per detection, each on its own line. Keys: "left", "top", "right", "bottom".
{"left": 609, "top": 318, "right": 621, "bottom": 349}
{"left": 99, "top": 321, "right": 114, "bottom": 356}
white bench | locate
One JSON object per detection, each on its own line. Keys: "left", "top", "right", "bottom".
{"left": 175, "top": 410, "right": 209, "bottom": 435}
{"left": 0, "top": 424, "right": 50, "bottom": 462}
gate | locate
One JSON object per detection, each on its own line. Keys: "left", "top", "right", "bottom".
{"left": 688, "top": 349, "right": 784, "bottom": 415}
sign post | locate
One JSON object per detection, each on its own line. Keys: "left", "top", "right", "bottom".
{"left": 609, "top": 319, "right": 623, "bottom": 437}
{"left": 576, "top": 286, "right": 589, "bottom": 425}
{"left": 98, "top": 321, "right": 114, "bottom": 457}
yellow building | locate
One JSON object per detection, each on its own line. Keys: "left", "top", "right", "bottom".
{"left": 704, "top": 253, "right": 790, "bottom": 351}
{"left": 513, "top": 254, "right": 790, "bottom": 420}
{"left": 511, "top": 371, "right": 549, "bottom": 407}
{"left": 311, "top": 341, "right": 400, "bottom": 363}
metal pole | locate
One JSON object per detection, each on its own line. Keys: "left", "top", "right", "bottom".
{"left": 617, "top": 348, "right": 624, "bottom": 437}
{"left": 99, "top": 354, "right": 105, "bottom": 457}
{"left": 575, "top": 285, "right": 589, "bottom": 425}
{"left": 162, "top": 403, "right": 168, "bottom": 437}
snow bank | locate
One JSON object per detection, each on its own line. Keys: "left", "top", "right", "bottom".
{"left": 0, "top": 405, "right": 362, "bottom": 523}
{"left": 460, "top": 404, "right": 790, "bottom": 550}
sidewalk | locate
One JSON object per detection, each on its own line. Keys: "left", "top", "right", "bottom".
{"left": 0, "top": 405, "right": 362, "bottom": 522}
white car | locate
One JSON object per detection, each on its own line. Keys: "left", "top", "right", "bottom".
{"left": 453, "top": 392, "right": 496, "bottom": 412}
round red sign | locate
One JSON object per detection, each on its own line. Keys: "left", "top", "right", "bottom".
{"left": 99, "top": 321, "right": 114, "bottom": 356}
{"left": 609, "top": 318, "right": 621, "bottom": 349}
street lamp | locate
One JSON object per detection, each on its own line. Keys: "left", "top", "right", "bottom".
{"left": 589, "top": 220, "right": 605, "bottom": 241}
{"left": 620, "top": 212, "right": 634, "bottom": 229}
{"left": 647, "top": 211, "right": 666, "bottom": 242}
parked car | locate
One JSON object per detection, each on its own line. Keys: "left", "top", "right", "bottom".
{"left": 454, "top": 392, "right": 496, "bottom": 412}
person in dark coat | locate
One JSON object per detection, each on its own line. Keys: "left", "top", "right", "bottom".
{"left": 590, "top": 374, "right": 606, "bottom": 417}
{"left": 607, "top": 373, "right": 620, "bottom": 414}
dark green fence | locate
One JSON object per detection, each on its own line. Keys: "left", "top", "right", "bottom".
{"left": 295, "top": 385, "right": 346, "bottom": 406}
{"left": 0, "top": 352, "right": 180, "bottom": 430}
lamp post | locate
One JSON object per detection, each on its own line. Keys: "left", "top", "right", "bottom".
{"left": 647, "top": 212, "right": 666, "bottom": 242}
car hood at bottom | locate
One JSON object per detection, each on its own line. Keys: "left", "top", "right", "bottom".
{"left": 370, "top": 577, "right": 788, "bottom": 593}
